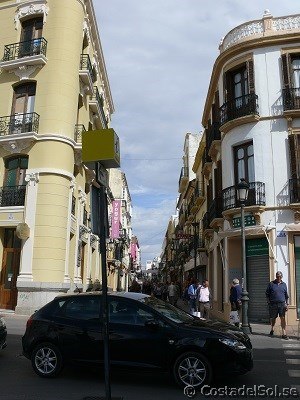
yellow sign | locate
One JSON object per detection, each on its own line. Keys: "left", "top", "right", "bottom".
{"left": 16, "top": 223, "right": 30, "bottom": 240}
{"left": 82, "top": 128, "right": 120, "bottom": 168}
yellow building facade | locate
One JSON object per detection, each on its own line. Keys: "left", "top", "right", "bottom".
{"left": 0, "top": 0, "right": 114, "bottom": 314}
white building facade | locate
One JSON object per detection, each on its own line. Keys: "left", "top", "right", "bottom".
{"left": 201, "top": 11, "right": 300, "bottom": 324}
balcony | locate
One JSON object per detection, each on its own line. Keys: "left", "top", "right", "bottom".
{"left": 222, "top": 181, "right": 266, "bottom": 211}
{"left": 79, "top": 54, "right": 96, "bottom": 95}
{"left": 71, "top": 195, "right": 76, "bottom": 215}
{"left": 89, "top": 87, "right": 108, "bottom": 129}
{"left": 220, "top": 94, "right": 259, "bottom": 132}
{"left": 202, "top": 147, "right": 212, "bottom": 179}
{"left": 74, "top": 124, "right": 86, "bottom": 144}
{"left": 289, "top": 178, "right": 300, "bottom": 204}
{"left": 0, "top": 112, "right": 40, "bottom": 136}
{"left": 0, "top": 185, "right": 26, "bottom": 207}
{"left": 283, "top": 88, "right": 300, "bottom": 115}
{"left": 206, "top": 123, "right": 221, "bottom": 161}
{"left": 0, "top": 38, "right": 47, "bottom": 72}
{"left": 208, "top": 197, "right": 223, "bottom": 228}
{"left": 178, "top": 166, "right": 188, "bottom": 193}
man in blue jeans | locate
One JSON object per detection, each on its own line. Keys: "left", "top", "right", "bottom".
{"left": 266, "top": 271, "right": 289, "bottom": 339}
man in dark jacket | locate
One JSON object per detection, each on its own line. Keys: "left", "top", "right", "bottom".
{"left": 266, "top": 271, "right": 289, "bottom": 339}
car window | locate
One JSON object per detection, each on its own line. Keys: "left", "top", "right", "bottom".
{"left": 109, "top": 299, "right": 155, "bottom": 326}
{"left": 57, "top": 296, "right": 100, "bottom": 320}
{"left": 140, "top": 297, "right": 194, "bottom": 323}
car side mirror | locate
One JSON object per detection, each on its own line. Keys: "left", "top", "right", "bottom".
{"left": 145, "top": 319, "right": 159, "bottom": 329}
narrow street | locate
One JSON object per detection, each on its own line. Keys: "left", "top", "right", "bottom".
{"left": 1, "top": 314, "right": 299, "bottom": 400}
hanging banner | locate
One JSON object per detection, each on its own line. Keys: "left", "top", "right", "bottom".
{"left": 111, "top": 200, "right": 121, "bottom": 238}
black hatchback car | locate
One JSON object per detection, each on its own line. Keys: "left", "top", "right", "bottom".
{"left": 22, "top": 292, "right": 253, "bottom": 387}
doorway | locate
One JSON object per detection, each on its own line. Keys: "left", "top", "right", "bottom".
{"left": 0, "top": 229, "right": 21, "bottom": 310}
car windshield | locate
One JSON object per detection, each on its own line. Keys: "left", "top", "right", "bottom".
{"left": 139, "top": 296, "right": 194, "bottom": 323}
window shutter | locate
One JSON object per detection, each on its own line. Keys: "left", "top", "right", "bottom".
{"left": 281, "top": 54, "right": 291, "bottom": 89}
{"left": 247, "top": 60, "right": 255, "bottom": 94}
{"left": 288, "top": 134, "right": 299, "bottom": 178}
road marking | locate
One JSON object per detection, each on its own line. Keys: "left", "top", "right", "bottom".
{"left": 288, "top": 370, "right": 300, "bottom": 377}
{"left": 285, "top": 350, "right": 300, "bottom": 356}
{"left": 286, "top": 359, "right": 300, "bottom": 364}
{"left": 282, "top": 343, "right": 300, "bottom": 348}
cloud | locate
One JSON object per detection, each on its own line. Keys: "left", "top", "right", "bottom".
{"left": 95, "top": 0, "right": 300, "bottom": 265}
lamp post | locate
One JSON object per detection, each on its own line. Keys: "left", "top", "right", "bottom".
{"left": 237, "top": 178, "right": 251, "bottom": 334}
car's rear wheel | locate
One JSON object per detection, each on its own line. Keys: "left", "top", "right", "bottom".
{"left": 31, "top": 342, "right": 63, "bottom": 378}
{"left": 173, "top": 351, "right": 212, "bottom": 388}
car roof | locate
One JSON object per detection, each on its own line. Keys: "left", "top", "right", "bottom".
{"left": 54, "top": 291, "right": 149, "bottom": 301}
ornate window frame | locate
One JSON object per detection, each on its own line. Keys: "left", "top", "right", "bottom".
{"left": 14, "top": 1, "right": 49, "bottom": 31}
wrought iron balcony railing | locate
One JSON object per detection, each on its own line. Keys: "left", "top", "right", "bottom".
{"left": 83, "top": 209, "right": 88, "bottom": 226}
{"left": 283, "top": 88, "right": 300, "bottom": 111}
{"left": 220, "top": 93, "right": 259, "bottom": 126}
{"left": 80, "top": 54, "right": 97, "bottom": 82}
{"left": 71, "top": 195, "right": 76, "bottom": 215}
{"left": 208, "top": 197, "right": 223, "bottom": 223}
{"left": 90, "top": 87, "right": 108, "bottom": 129}
{"left": 222, "top": 181, "right": 266, "bottom": 211}
{"left": 0, "top": 112, "right": 40, "bottom": 136}
{"left": 187, "top": 235, "right": 205, "bottom": 253}
{"left": 0, "top": 185, "right": 26, "bottom": 207}
{"left": 74, "top": 124, "right": 86, "bottom": 143}
{"left": 206, "top": 122, "right": 221, "bottom": 151}
{"left": 202, "top": 145, "right": 212, "bottom": 165}
{"left": 2, "top": 37, "right": 47, "bottom": 61}
{"left": 289, "top": 178, "right": 300, "bottom": 204}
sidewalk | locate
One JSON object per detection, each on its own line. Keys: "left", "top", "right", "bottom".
{"left": 176, "top": 299, "right": 300, "bottom": 339}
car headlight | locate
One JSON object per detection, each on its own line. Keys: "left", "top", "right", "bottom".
{"left": 0, "top": 317, "right": 6, "bottom": 328}
{"left": 219, "top": 338, "right": 246, "bottom": 350}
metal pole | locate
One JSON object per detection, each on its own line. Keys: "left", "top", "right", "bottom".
{"left": 240, "top": 203, "right": 251, "bottom": 334}
{"left": 98, "top": 185, "right": 112, "bottom": 400}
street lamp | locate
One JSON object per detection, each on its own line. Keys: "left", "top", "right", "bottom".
{"left": 236, "top": 178, "right": 251, "bottom": 334}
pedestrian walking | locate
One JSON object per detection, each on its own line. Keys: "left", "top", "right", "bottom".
{"left": 188, "top": 279, "right": 198, "bottom": 313}
{"left": 196, "top": 279, "right": 212, "bottom": 319}
{"left": 167, "top": 281, "right": 178, "bottom": 306}
{"left": 229, "top": 278, "right": 242, "bottom": 327}
{"left": 266, "top": 271, "right": 289, "bottom": 340}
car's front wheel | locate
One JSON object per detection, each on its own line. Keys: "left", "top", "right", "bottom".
{"left": 31, "top": 342, "right": 63, "bottom": 378}
{"left": 173, "top": 351, "right": 212, "bottom": 388}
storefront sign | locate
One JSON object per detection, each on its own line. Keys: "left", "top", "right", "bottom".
{"left": 232, "top": 214, "right": 256, "bottom": 228}
{"left": 111, "top": 200, "right": 121, "bottom": 238}
{"left": 246, "top": 237, "right": 269, "bottom": 257}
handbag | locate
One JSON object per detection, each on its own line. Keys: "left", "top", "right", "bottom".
{"left": 229, "top": 310, "right": 240, "bottom": 324}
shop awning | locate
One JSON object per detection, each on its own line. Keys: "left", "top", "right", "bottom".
{"left": 218, "top": 225, "right": 275, "bottom": 239}
{"left": 283, "top": 223, "right": 300, "bottom": 232}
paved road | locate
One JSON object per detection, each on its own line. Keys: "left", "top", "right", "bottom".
{"left": 0, "top": 314, "right": 299, "bottom": 400}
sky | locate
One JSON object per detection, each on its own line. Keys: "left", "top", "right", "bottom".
{"left": 94, "top": 1, "right": 300, "bottom": 266}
